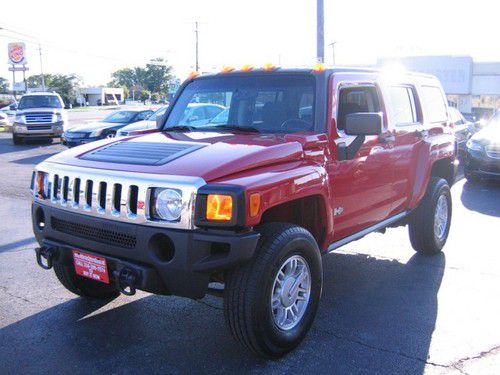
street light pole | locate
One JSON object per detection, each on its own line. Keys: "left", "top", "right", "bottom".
{"left": 38, "top": 43, "right": 46, "bottom": 91}
{"left": 316, "top": 0, "right": 325, "bottom": 63}
{"left": 195, "top": 21, "right": 199, "bottom": 71}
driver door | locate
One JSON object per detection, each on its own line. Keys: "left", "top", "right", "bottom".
{"left": 327, "top": 80, "right": 395, "bottom": 241}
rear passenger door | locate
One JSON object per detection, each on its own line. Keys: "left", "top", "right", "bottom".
{"left": 385, "top": 85, "right": 423, "bottom": 215}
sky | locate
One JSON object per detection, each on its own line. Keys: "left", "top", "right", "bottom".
{"left": 1, "top": 0, "right": 499, "bottom": 87}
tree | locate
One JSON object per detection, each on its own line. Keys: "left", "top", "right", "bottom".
{"left": 109, "top": 68, "right": 136, "bottom": 89}
{"left": 140, "top": 90, "right": 151, "bottom": 103}
{"left": 26, "top": 74, "right": 81, "bottom": 104}
{"left": 144, "top": 58, "right": 172, "bottom": 94}
{"left": 109, "top": 58, "right": 173, "bottom": 98}
{"left": 0, "top": 77, "right": 9, "bottom": 93}
{"left": 151, "top": 92, "right": 161, "bottom": 103}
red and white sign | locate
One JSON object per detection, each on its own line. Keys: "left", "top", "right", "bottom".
{"left": 73, "top": 250, "right": 110, "bottom": 284}
{"left": 8, "top": 42, "right": 27, "bottom": 65}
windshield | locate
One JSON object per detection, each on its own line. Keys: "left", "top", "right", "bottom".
{"left": 165, "top": 74, "right": 315, "bottom": 133}
{"left": 103, "top": 111, "right": 137, "bottom": 123}
{"left": 18, "top": 95, "right": 62, "bottom": 110}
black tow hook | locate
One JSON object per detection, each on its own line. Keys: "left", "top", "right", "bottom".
{"left": 113, "top": 268, "right": 139, "bottom": 296}
{"left": 35, "top": 246, "right": 58, "bottom": 270}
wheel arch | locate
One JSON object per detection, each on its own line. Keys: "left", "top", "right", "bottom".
{"left": 258, "top": 194, "right": 331, "bottom": 250}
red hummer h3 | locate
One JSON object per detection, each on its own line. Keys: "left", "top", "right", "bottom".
{"left": 32, "top": 66, "right": 456, "bottom": 357}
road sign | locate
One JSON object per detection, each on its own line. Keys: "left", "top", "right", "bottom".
{"left": 8, "top": 42, "right": 27, "bottom": 65}
{"left": 8, "top": 66, "right": 29, "bottom": 72}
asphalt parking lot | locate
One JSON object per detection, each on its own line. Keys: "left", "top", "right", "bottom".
{"left": 0, "top": 133, "right": 499, "bottom": 374}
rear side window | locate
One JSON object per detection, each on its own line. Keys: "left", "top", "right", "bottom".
{"left": 337, "top": 86, "right": 380, "bottom": 131}
{"left": 388, "top": 86, "right": 419, "bottom": 126}
{"left": 421, "top": 86, "right": 448, "bottom": 123}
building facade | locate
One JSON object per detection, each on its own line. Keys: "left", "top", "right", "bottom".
{"left": 378, "top": 56, "right": 500, "bottom": 118}
{"left": 78, "top": 87, "right": 124, "bottom": 106}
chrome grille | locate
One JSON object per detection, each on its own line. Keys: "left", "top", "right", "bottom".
{"left": 24, "top": 112, "right": 53, "bottom": 124}
{"left": 27, "top": 125, "right": 52, "bottom": 131}
{"left": 33, "top": 161, "right": 206, "bottom": 230}
{"left": 486, "top": 146, "right": 500, "bottom": 159}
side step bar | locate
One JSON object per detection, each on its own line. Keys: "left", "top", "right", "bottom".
{"left": 327, "top": 211, "right": 408, "bottom": 253}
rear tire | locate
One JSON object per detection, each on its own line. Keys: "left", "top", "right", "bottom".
{"left": 54, "top": 263, "right": 120, "bottom": 299}
{"left": 224, "top": 223, "right": 322, "bottom": 358}
{"left": 12, "top": 134, "right": 22, "bottom": 145}
{"left": 408, "top": 177, "right": 452, "bottom": 255}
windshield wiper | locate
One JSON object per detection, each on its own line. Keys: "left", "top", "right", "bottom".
{"left": 202, "top": 125, "right": 260, "bottom": 133}
{"left": 165, "top": 125, "right": 198, "bottom": 132}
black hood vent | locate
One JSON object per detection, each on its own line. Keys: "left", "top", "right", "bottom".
{"left": 81, "top": 141, "right": 205, "bottom": 165}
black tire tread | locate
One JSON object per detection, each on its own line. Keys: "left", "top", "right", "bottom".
{"left": 408, "top": 177, "right": 451, "bottom": 255}
{"left": 224, "top": 223, "right": 318, "bottom": 357}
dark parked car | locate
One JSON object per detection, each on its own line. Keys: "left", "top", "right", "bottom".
{"left": 463, "top": 118, "right": 500, "bottom": 182}
{"left": 449, "top": 107, "right": 473, "bottom": 155}
{"left": 62, "top": 109, "right": 154, "bottom": 147}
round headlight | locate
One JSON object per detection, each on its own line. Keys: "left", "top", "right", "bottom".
{"left": 155, "top": 189, "right": 183, "bottom": 221}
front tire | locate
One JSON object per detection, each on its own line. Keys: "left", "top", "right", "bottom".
{"left": 224, "top": 223, "right": 322, "bottom": 358}
{"left": 54, "top": 263, "right": 120, "bottom": 299}
{"left": 408, "top": 177, "right": 452, "bottom": 255}
{"left": 12, "top": 134, "right": 22, "bottom": 145}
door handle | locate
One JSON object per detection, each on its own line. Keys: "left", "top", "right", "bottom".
{"left": 415, "top": 129, "right": 429, "bottom": 138}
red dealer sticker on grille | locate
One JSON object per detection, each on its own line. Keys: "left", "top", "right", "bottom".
{"left": 73, "top": 250, "right": 110, "bottom": 284}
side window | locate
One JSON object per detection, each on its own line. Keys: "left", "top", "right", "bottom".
{"left": 337, "top": 86, "right": 380, "bottom": 131}
{"left": 421, "top": 86, "right": 448, "bottom": 123}
{"left": 388, "top": 86, "right": 419, "bottom": 126}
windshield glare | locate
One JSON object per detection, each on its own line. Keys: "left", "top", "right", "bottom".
{"left": 165, "top": 75, "right": 315, "bottom": 133}
{"left": 104, "top": 111, "right": 137, "bottom": 123}
{"left": 18, "top": 95, "right": 62, "bottom": 110}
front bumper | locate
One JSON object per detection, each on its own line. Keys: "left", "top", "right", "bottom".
{"left": 62, "top": 135, "right": 100, "bottom": 147}
{"left": 463, "top": 149, "right": 500, "bottom": 179}
{"left": 32, "top": 202, "right": 260, "bottom": 299}
{"left": 13, "top": 122, "right": 64, "bottom": 138}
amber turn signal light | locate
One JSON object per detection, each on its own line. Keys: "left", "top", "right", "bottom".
{"left": 249, "top": 193, "right": 260, "bottom": 217}
{"left": 206, "top": 194, "right": 233, "bottom": 221}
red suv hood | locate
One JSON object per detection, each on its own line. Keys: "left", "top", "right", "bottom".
{"left": 47, "top": 131, "right": 306, "bottom": 182}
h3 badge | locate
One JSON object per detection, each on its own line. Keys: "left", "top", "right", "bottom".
{"left": 333, "top": 206, "right": 344, "bottom": 216}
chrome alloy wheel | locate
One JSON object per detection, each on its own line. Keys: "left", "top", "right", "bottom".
{"left": 271, "top": 255, "right": 311, "bottom": 331}
{"left": 434, "top": 194, "right": 449, "bottom": 240}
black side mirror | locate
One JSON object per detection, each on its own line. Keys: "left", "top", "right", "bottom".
{"left": 345, "top": 112, "right": 383, "bottom": 136}
{"left": 338, "top": 112, "right": 383, "bottom": 161}
{"left": 9, "top": 103, "right": 17, "bottom": 110}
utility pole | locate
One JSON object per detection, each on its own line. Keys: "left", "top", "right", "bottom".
{"left": 195, "top": 21, "right": 199, "bottom": 71}
{"left": 316, "top": 0, "right": 325, "bottom": 63}
{"left": 38, "top": 43, "right": 46, "bottom": 91}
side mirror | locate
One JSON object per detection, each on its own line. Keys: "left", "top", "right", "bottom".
{"left": 9, "top": 103, "right": 17, "bottom": 110}
{"left": 187, "top": 115, "right": 199, "bottom": 123}
{"left": 345, "top": 112, "right": 383, "bottom": 136}
{"left": 338, "top": 112, "right": 383, "bottom": 161}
